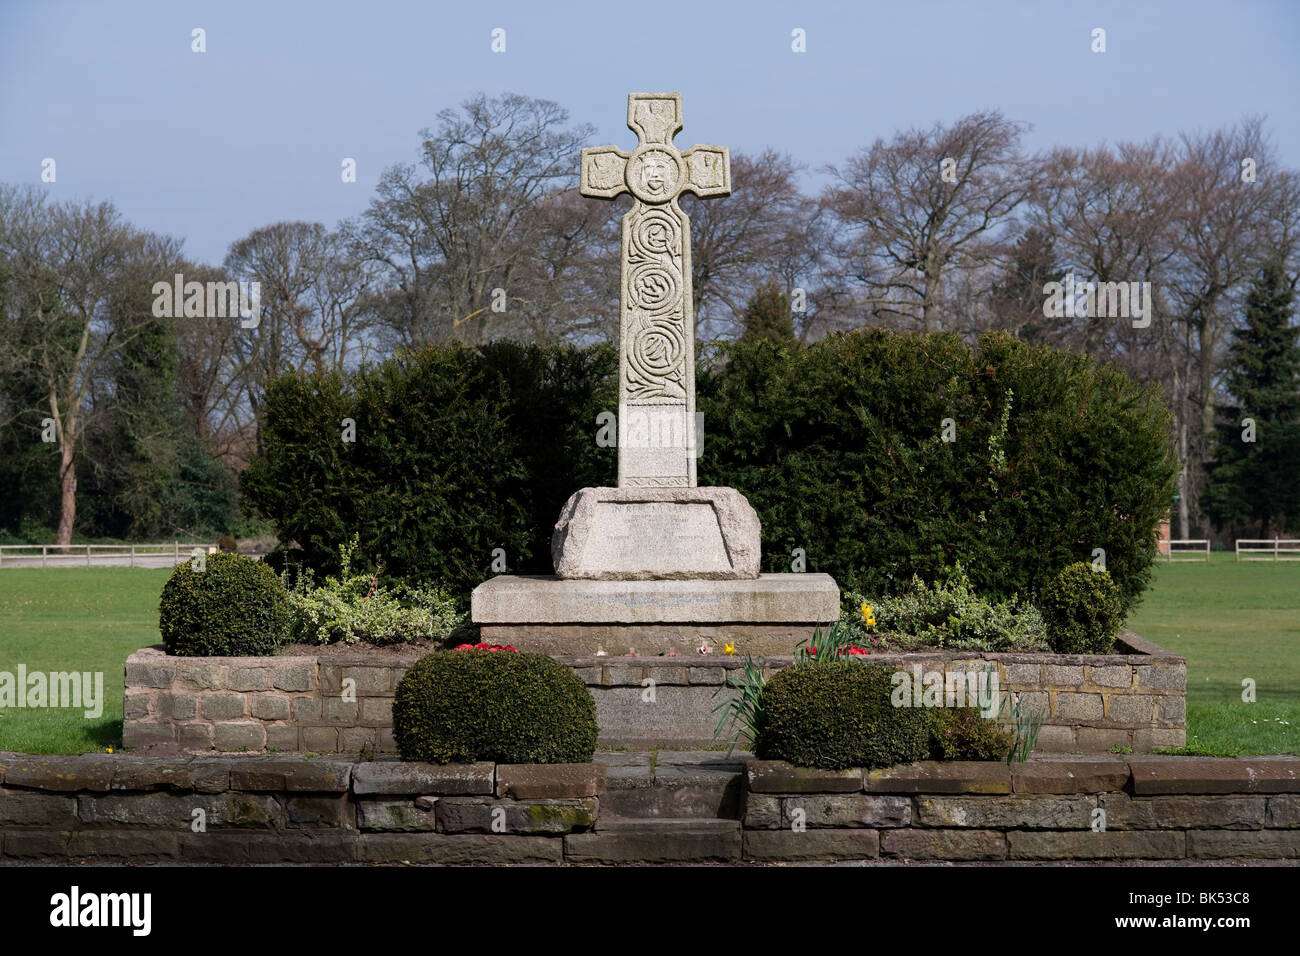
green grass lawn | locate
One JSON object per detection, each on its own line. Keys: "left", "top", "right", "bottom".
{"left": 0, "top": 555, "right": 1296, "bottom": 755}
{"left": 0, "top": 568, "right": 168, "bottom": 754}
{"left": 1126, "top": 552, "right": 1299, "bottom": 756}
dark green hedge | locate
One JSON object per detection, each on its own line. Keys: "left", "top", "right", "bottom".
{"left": 755, "top": 662, "right": 933, "bottom": 769}
{"left": 244, "top": 332, "right": 1176, "bottom": 613}
{"left": 697, "top": 330, "right": 1177, "bottom": 612}
{"left": 392, "top": 650, "right": 598, "bottom": 763}
{"left": 159, "top": 553, "right": 289, "bottom": 656}
{"left": 242, "top": 342, "right": 616, "bottom": 599}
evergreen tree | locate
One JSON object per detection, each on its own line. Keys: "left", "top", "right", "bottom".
{"left": 1203, "top": 255, "right": 1300, "bottom": 535}
{"left": 990, "top": 226, "right": 1060, "bottom": 346}
{"left": 738, "top": 279, "right": 796, "bottom": 346}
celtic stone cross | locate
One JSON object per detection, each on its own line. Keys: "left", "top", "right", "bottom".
{"left": 581, "top": 93, "right": 730, "bottom": 488}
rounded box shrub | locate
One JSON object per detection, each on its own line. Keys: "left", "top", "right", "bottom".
{"left": 929, "top": 707, "right": 1015, "bottom": 761}
{"left": 755, "top": 661, "right": 932, "bottom": 770}
{"left": 159, "top": 552, "right": 289, "bottom": 656}
{"left": 392, "top": 649, "right": 598, "bottom": 764}
{"left": 1041, "top": 561, "right": 1125, "bottom": 654}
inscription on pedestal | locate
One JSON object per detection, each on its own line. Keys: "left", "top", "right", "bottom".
{"left": 576, "top": 502, "right": 730, "bottom": 576}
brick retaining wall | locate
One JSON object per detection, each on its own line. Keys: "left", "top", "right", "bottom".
{"left": 569, "top": 632, "right": 1186, "bottom": 750}
{"left": 123, "top": 631, "right": 1185, "bottom": 754}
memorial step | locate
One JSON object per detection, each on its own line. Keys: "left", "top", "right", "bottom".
{"left": 564, "top": 816, "right": 743, "bottom": 863}
{"left": 595, "top": 750, "right": 749, "bottom": 819}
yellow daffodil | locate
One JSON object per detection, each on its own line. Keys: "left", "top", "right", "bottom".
{"left": 723, "top": 643, "right": 736, "bottom": 656}
{"left": 861, "top": 602, "right": 876, "bottom": 628}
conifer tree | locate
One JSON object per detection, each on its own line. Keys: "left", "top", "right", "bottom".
{"left": 1204, "top": 255, "right": 1300, "bottom": 535}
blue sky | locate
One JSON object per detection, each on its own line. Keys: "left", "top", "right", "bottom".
{"left": 2, "top": 0, "right": 1296, "bottom": 266}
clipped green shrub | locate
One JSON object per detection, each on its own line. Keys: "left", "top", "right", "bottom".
{"left": 843, "top": 566, "right": 1048, "bottom": 651}
{"left": 929, "top": 707, "right": 1015, "bottom": 761}
{"left": 1041, "top": 561, "right": 1125, "bottom": 654}
{"left": 159, "top": 553, "right": 289, "bottom": 656}
{"left": 755, "top": 661, "right": 932, "bottom": 770}
{"left": 698, "top": 330, "right": 1177, "bottom": 615}
{"left": 392, "top": 650, "right": 598, "bottom": 764}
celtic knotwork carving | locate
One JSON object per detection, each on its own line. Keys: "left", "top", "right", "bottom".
{"left": 624, "top": 201, "right": 686, "bottom": 400}
{"left": 629, "top": 263, "right": 679, "bottom": 314}
{"left": 627, "top": 316, "right": 686, "bottom": 399}
{"left": 624, "top": 476, "right": 689, "bottom": 486}
{"left": 632, "top": 208, "right": 678, "bottom": 257}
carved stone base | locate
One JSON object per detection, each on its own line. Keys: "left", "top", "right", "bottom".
{"left": 551, "top": 486, "right": 760, "bottom": 580}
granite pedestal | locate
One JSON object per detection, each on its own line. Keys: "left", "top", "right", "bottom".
{"left": 472, "top": 573, "right": 839, "bottom": 656}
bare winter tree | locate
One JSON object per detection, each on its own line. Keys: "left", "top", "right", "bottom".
{"left": 223, "top": 221, "right": 371, "bottom": 454}
{"left": 0, "top": 185, "right": 181, "bottom": 545}
{"left": 1168, "top": 120, "right": 1287, "bottom": 442}
{"left": 680, "top": 150, "right": 825, "bottom": 340}
{"left": 821, "top": 110, "right": 1034, "bottom": 331}
{"left": 1026, "top": 140, "right": 1182, "bottom": 357}
{"left": 348, "top": 93, "right": 603, "bottom": 348}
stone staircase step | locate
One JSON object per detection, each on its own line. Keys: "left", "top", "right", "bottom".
{"left": 596, "top": 751, "right": 752, "bottom": 819}
{"left": 602, "top": 767, "right": 743, "bottom": 819}
{"left": 564, "top": 816, "right": 742, "bottom": 863}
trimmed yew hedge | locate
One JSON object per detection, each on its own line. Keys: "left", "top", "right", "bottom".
{"left": 242, "top": 342, "right": 616, "bottom": 600}
{"left": 698, "top": 330, "right": 1177, "bottom": 613}
{"left": 244, "top": 331, "right": 1177, "bottom": 613}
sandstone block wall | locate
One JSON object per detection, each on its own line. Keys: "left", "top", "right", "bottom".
{"left": 124, "top": 646, "right": 423, "bottom": 754}
{"left": 123, "top": 631, "right": 1185, "bottom": 755}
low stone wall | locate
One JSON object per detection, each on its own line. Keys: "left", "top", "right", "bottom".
{"left": 565, "top": 631, "right": 1186, "bottom": 751}
{"left": 124, "top": 631, "right": 1185, "bottom": 754}
{"left": 124, "top": 646, "right": 421, "bottom": 753}
{"left": 737, "top": 756, "right": 1300, "bottom": 862}
{"left": 0, "top": 752, "right": 602, "bottom": 864}
{"left": 2, "top": 752, "right": 1295, "bottom": 863}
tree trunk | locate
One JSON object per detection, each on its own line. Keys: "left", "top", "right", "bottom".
{"left": 1176, "top": 417, "right": 1190, "bottom": 539}
{"left": 922, "top": 269, "right": 940, "bottom": 331}
{"left": 56, "top": 443, "right": 76, "bottom": 548}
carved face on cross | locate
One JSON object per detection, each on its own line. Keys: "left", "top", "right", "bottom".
{"left": 580, "top": 94, "right": 730, "bottom": 206}
{"left": 579, "top": 94, "right": 732, "bottom": 489}
{"left": 639, "top": 152, "right": 673, "bottom": 197}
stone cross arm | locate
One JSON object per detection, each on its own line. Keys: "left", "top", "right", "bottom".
{"left": 580, "top": 93, "right": 730, "bottom": 203}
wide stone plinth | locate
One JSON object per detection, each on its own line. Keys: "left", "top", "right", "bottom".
{"left": 471, "top": 573, "right": 839, "bottom": 656}
{"left": 551, "top": 486, "right": 761, "bottom": 580}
